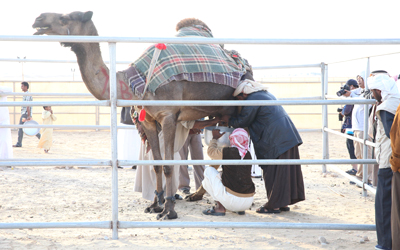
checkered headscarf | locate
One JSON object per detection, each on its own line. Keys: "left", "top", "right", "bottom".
{"left": 229, "top": 128, "right": 249, "bottom": 160}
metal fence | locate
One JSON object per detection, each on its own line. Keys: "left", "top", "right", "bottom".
{"left": 0, "top": 35, "right": 384, "bottom": 239}
{"left": 0, "top": 78, "right": 350, "bottom": 129}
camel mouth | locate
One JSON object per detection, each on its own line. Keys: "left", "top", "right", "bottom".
{"left": 33, "top": 26, "right": 50, "bottom": 35}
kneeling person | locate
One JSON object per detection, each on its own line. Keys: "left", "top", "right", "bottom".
{"left": 202, "top": 128, "right": 255, "bottom": 216}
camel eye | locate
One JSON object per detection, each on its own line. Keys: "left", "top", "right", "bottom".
{"left": 60, "top": 17, "right": 69, "bottom": 25}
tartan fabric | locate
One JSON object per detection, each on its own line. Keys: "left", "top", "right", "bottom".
{"left": 125, "top": 65, "right": 243, "bottom": 97}
{"left": 129, "top": 25, "right": 246, "bottom": 95}
{"left": 123, "top": 66, "right": 146, "bottom": 97}
{"left": 167, "top": 72, "right": 243, "bottom": 88}
{"left": 176, "top": 26, "right": 213, "bottom": 38}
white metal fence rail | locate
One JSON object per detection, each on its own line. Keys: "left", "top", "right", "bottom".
{"left": 0, "top": 35, "right": 386, "bottom": 239}
{"left": 0, "top": 80, "right": 342, "bottom": 128}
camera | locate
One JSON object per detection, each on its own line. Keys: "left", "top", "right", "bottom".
{"left": 336, "top": 85, "right": 350, "bottom": 97}
{"left": 337, "top": 108, "right": 343, "bottom": 121}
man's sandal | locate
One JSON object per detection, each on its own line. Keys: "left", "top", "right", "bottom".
{"left": 345, "top": 169, "right": 357, "bottom": 175}
{"left": 202, "top": 207, "right": 225, "bottom": 216}
{"left": 256, "top": 206, "right": 281, "bottom": 214}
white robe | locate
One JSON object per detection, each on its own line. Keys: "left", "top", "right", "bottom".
{"left": 250, "top": 140, "right": 262, "bottom": 177}
{"left": 0, "top": 86, "right": 13, "bottom": 159}
{"left": 133, "top": 120, "right": 195, "bottom": 201}
{"left": 117, "top": 123, "right": 141, "bottom": 168}
{"left": 202, "top": 167, "right": 254, "bottom": 212}
{"left": 134, "top": 132, "right": 180, "bottom": 201}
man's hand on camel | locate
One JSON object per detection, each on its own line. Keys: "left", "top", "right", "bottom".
{"left": 220, "top": 115, "right": 230, "bottom": 125}
{"left": 212, "top": 117, "right": 225, "bottom": 126}
{"left": 191, "top": 128, "right": 202, "bottom": 134}
{"left": 212, "top": 129, "right": 225, "bottom": 140}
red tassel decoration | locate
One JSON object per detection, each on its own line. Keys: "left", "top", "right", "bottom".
{"left": 139, "top": 109, "right": 146, "bottom": 122}
{"left": 155, "top": 43, "right": 167, "bottom": 50}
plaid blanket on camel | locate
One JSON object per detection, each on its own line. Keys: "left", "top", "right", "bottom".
{"left": 127, "top": 26, "right": 246, "bottom": 97}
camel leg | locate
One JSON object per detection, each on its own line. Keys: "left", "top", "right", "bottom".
{"left": 156, "top": 165, "right": 177, "bottom": 220}
{"left": 185, "top": 165, "right": 219, "bottom": 202}
{"left": 141, "top": 119, "right": 164, "bottom": 214}
{"left": 144, "top": 165, "right": 164, "bottom": 214}
{"left": 156, "top": 115, "right": 178, "bottom": 220}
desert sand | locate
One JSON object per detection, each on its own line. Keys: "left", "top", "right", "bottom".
{"left": 0, "top": 130, "right": 376, "bottom": 250}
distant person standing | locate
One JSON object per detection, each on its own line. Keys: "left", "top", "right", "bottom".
{"left": 368, "top": 74, "right": 400, "bottom": 250}
{"left": 37, "top": 106, "right": 57, "bottom": 153}
{"left": 0, "top": 85, "right": 13, "bottom": 159}
{"left": 340, "top": 79, "right": 359, "bottom": 175}
{"left": 343, "top": 72, "right": 373, "bottom": 184}
{"left": 13, "top": 82, "right": 40, "bottom": 147}
{"left": 342, "top": 104, "right": 358, "bottom": 173}
{"left": 117, "top": 107, "right": 140, "bottom": 169}
{"left": 390, "top": 103, "right": 400, "bottom": 250}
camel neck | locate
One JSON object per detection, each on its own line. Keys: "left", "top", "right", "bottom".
{"left": 71, "top": 42, "right": 135, "bottom": 100}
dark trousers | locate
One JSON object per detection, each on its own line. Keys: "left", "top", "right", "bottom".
{"left": 392, "top": 172, "right": 400, "bottom": 250}
{"left": 346, "top": 137, "right": 356, "bottom": 160}
{"left": 16, "top": 113, "right": 40, "bottom": 147}
{"left": 375, "top": 168, "right": 393, "bottom": 249}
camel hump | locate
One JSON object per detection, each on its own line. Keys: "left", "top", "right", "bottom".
{"left": 176, "top": 18, "right": 211, "bottom": 32}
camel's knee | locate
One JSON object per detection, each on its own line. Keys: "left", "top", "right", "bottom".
{"left": 153, "top": 165, "right": 162, "bottom": 174}
{"left": 163, "top": 165, "right": 173, "bottom": 177}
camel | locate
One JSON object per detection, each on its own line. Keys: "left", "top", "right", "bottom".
{"left": 32, "top": 11, "right": 244, "bottom": 220}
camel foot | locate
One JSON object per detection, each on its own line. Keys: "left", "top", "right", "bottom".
{"left": 184, "top": 192, "right": 204, "bottom": 202}
{"left": 156, "top": 197, "right": 177, "bottom": 220}
{"left": 156, "top": 210, "right": 178, "bottom": 220}
{"left": 144, "top": 205, "right": 163, "bottom": 214}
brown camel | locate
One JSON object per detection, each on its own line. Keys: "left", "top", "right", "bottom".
{"left": 32, "top": 11, "right": 242, "bottom": 220}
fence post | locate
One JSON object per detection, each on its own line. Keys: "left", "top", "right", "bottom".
{"left": 321, "top": 63, "right": 328, "bottom": 173}
{"left": 362, "top": 58, "right": 371, "bottom": 197}
{"left": 325, "top": 64, "right": 329, "bottom": 167}
{"left": 109, "top": 42, "right": 119, "bottom": 239}
{"left": 95, "top": 106, "right": 100, "bottom": 132}
{"left": 13, "top": 82, "right": 16, "bottom": 127}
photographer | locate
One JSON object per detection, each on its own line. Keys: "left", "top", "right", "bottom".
{"left": 336, "top": 82, "right": 352, "bottom": 97}
{"left": 338, "top": 79, "right": 359, "bottom": 174}
{"left": 343, "top": 71, "right": 376, "bottom": 184}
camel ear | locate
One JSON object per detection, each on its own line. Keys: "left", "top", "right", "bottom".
{"left": 82, "top": 11, "right": 93, "bottom": 22}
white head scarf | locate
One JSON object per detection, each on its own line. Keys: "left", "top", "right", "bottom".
{"left": 367, "top": 74, "right": 400, "bottom": 100}
{"left": 233, "top": 79, "right": 268, "bottom": 97}
{"left": 357, "top": 70, "right": 366, "bottom": 80}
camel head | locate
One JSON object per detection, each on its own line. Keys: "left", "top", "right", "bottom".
{"left": 32, "top": 11, "right": 97, "bottom": 40}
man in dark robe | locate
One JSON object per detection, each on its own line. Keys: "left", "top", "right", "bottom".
{"left": 222, "top": 79, "right": 305, "bottom": 213}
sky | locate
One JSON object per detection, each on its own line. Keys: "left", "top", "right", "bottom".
{"left": 1, "top": 0, "right": 400, "bottom": 81}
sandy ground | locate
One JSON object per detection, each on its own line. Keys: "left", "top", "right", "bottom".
{"left": 0, "top": 130, "right": 376, "bottom": 250}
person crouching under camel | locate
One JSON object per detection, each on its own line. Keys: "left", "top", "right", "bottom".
{"left": 202, "top": 128, "right": 255, "bottom": 216}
